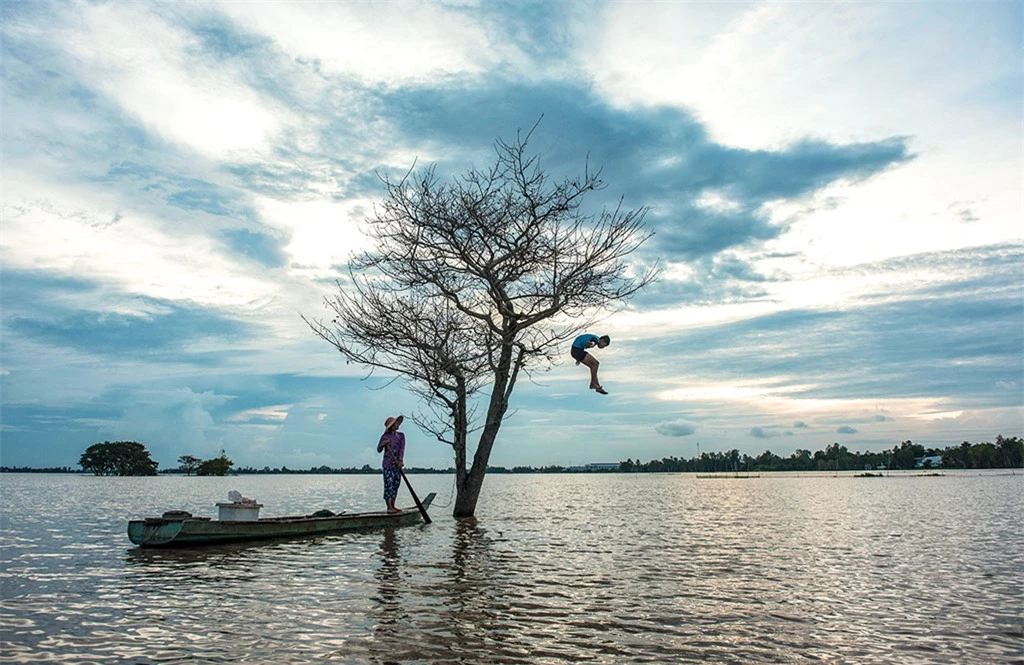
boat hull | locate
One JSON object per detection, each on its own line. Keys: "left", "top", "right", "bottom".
{"left": 127, "top": 493, "right": 435, "bottom": 547}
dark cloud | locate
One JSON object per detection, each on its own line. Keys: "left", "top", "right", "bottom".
{"left": 166, "top": 180, "right": 241, "bottom": 216}
{"left": 367, "top": 82, "right": 912, "bottom": 264}
{"left": 653, "top": 206, "right": 779, "bottom": 260}
{"left": 184, "top": 12, "right": 271, "bottom": 59}
{"left": 6, "top": 307, "right": 244, "bottom": 361}
{"left": 837, "top": 426, "right": 858, "bottom": 434}
{"left": 656, "top": 420, "right": 698, "bottom": 437}
{"left": 629, "top": 253, "right": 782, "bottom": 309}
{"left": 726, "top": 138, "right": 913, "bottom": 199}
{"left": 220, "top": 229, "right": 288, "bottom": 269}
{"left": 9, "top": 7, "right": 911, "bottom": 279}
{"left": 224, "top": 162, "right": 337, "bottom": 200}
{"left": 100, "top": 163, "right": 266, "bottom": 231}
{"left": 750, "top": 426, "right": 795, "bottom": 439}
{"left": 0, "top": 269, "right": 97, "bottom": 299}
{"left": 1, "top": 269, "right": 251, "bottom": 362}
{"left": 711, "top": 254, "right": 772, "bottom": 283}
{"left": 956, "top": 208, "right": 980, "bottom": 223}
{"left": 631, "top": 244, "right": 1023, "bottom": 407}
{"left": 472, "top": 1, "right": 580, "bottom": 63}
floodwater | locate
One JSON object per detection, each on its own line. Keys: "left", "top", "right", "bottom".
{"left": 1, "top": 471, "right": 1021, "bottom": 664}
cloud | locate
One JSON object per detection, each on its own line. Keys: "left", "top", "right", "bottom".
{"left": 215, "top": 0, "right": 509, "bottom": 85}
{"left": 0, "top": 1, "right": 1019, "bottom": 469}
{"left": 749, "top": 426, "right": 797, "bottom": 439}
{"left": 219, "top": 229, "right": 289, "bottom": 269}
{"left": 643, "top": 244, "right": 1023, "bottom": 404}
{"left": 8, "top": 308, "right": 229, "bottom": 360}
{"left": 582, "top": 2, "right": 1021, "bottom": 150}
{"left": 836, "top": 426, "right": 858, "bottom": 435}
{"left": 371, "top": 84, "right": 913, "bottom": 265}
{"left": 655, "top": 420, "right": 698, "bottom": 437}
{"left": 56, "top": 2, "right": 282, "bottom": 159}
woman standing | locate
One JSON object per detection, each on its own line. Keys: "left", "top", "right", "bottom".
{"left": 377, "top": 415, "right": 406, "bottom": 513}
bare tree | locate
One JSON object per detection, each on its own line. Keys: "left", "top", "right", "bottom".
{"left": 305, "top": 126, "right": 657, "bottom": 517}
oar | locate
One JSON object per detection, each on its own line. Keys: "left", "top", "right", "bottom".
{"left": 383, "top": 443, "right": 432, "bottom": 524}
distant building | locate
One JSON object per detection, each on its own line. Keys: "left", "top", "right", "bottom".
{"left": 915, "top": 455, "right": 943, "bottom": 469}
{"left": 585, "top": 462, "right": 620, "bottom": 471}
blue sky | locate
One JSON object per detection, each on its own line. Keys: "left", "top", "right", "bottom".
{"left": 1, "top": 0, "right": 1021, "bottom": 470}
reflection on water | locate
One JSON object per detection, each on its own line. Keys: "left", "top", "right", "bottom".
{"left": 362, "top": 518, "right": 537, "bottom": 664}
{"left": 1, "top": 472, "right": 1022, "bottom": 664}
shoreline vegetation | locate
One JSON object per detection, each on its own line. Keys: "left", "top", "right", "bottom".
{"left": 4, "top": 436, "right": 1021, "bottom": 476}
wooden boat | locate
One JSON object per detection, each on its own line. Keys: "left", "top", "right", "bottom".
{"left": 127, "top": 493, "right": 435, "bottom": 547}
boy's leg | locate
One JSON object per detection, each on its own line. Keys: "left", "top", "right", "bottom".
{"left": 583, "top": 354, "right": 600, "bottom": 389}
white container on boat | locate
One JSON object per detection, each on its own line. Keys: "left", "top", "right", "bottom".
{"left": 216, "top": 502, "right": 263, "bottom": 521}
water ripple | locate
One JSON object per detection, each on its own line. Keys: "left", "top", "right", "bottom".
{"left": 1, "top": 472, "right": 1022, "bottom": 663}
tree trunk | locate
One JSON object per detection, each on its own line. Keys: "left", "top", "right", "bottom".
{"left": 453, "top": 466, "right": 486, "bottom": 517}
{"left": 452, "top": 344, "right": 512, "bottom": 517}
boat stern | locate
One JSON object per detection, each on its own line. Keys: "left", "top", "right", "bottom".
{"left": 127, "top": 516, "right": 187, "bottom": 546}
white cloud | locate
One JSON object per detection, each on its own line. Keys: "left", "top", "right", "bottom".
{"left": 115, "top": 387, "right": 234, "bottom": 459}
{"left": 761, "top": 158, "right": 1022, "bottom": 269}
{"left": 215, "top": 0, "right": 502, "bottom": 85}
{"left": 227, "top": 405, "right": 293, "bottom": 423}
{"left": 583, "top": 3, "right": 1018, "bottom": 149}
{"left": 654, "top": 382, "right": 966, "bottom": 436}
{"left": 695, "top": 189, "right": 744, "bottom": 214}
{"left": 252, "top": 195, "right": 375, "bottom": 270}
{"left": 581, "top": 2, "right": 1022, "bottom": 270}
{"left": 2, "top": 176, "right": 277, "bottom": 310}
{"left": 656, "top": 380, "right": 819, "bottom": 404}
{"left": 59, "top": 2, "right": 283, "bottom": 159}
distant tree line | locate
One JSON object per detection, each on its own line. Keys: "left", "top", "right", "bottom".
{"left": 619, "top": 436, "right": 1023, "bottom": 473}
{"left": 4, "top": 435, "right": 1020, "bottom": 476}
{"left": 228, "top": 436, "right": 1022, "bottom": 475}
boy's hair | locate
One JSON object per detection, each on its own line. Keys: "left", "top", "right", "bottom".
{"left": 599, "top": 335, "right": 611, "bottom": 345}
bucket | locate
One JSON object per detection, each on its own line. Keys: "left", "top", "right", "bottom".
{"left": 215, "top": 502, "right": 263, "bottom": 521}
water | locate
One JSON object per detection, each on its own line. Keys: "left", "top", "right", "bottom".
{"left": 1, "top": 472, "right": 1021, "bottom": 664}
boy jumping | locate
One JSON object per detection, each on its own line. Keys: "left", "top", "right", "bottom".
{"left": 570, "top": 333, "right": 610, "bottom": 395}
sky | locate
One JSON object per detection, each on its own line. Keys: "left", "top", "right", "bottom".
{"left": 1, "top": 0, "right": 1021, "bottom": 471}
